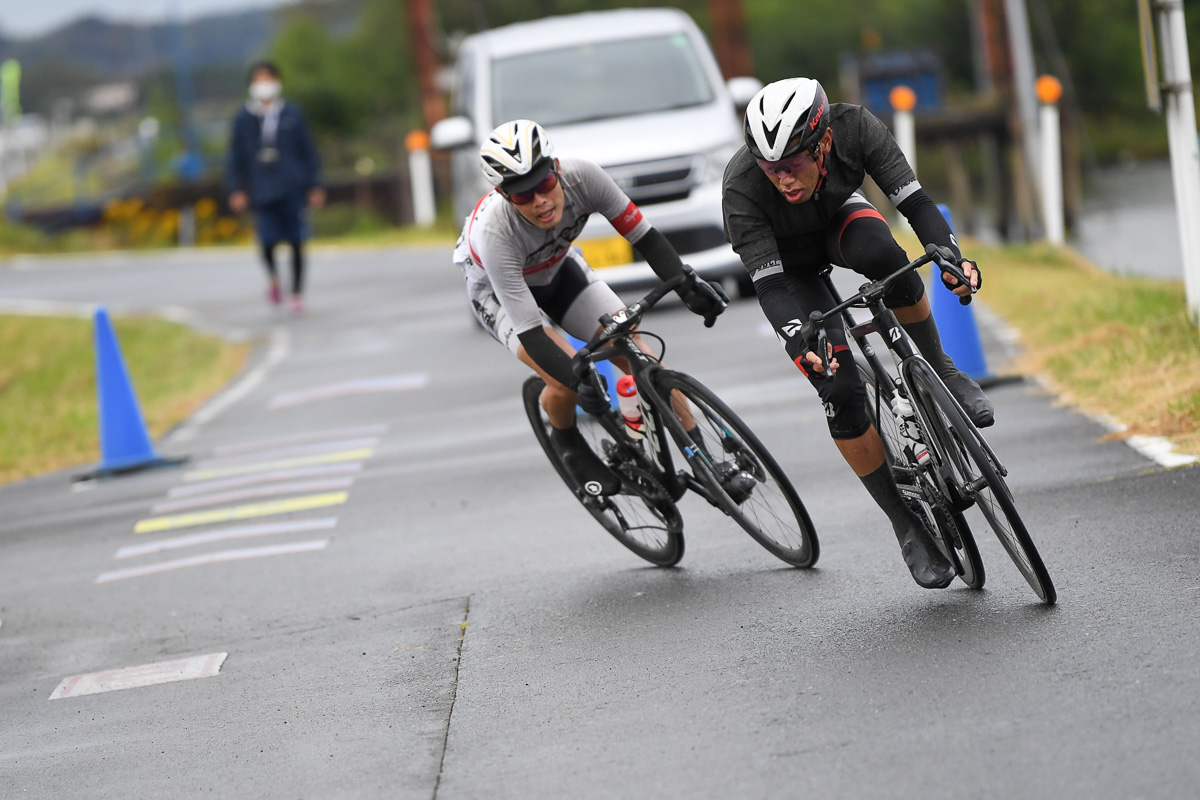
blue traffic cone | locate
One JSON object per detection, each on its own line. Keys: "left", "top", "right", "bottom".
{"left": 566, "top": 334, "right": 621, "bottom": 413}
{"left": 930, "top": 205, "right": 991, "bottom": 382}
{"left": 81, "top": 307, "right": 185, "bottom": 479}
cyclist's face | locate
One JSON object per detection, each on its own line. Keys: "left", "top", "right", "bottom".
{"left": 509, "top": 163, "right": 564, "bottom": 229}
{"left": 759, "top": 130, "right": 830, "bottom": 204}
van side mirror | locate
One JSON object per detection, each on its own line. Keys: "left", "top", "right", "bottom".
{"left": 727, "top": 77, "right": 764, "bottom": 111}
{"left": 431, "top": 116, "right": 475, "bottom": 150}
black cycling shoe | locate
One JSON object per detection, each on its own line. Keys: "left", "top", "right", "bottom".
{"left": 894, "top": 515, "right": 956, "bottom": 589}
{"left": 942, "top": 370, "right": 995, "bottom": 428}
{"left": 714, "top": 461, "right": 756, "bottom": 504}
{"left": 550, "top": 426, "right": 622, "bottom": 497}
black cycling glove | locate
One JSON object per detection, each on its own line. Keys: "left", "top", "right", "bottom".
{"left": 941, "top": 257, "right": 982, "bottom": 294}
{"left": 576, "top": 373, "right": 611, "bottom": 416}
{"left": 679, "top": 275, "right": 729, "bottom": 327}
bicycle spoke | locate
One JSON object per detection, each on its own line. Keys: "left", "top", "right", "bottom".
{"left": 660, "top": 371, "right": 817, "bottom": 568}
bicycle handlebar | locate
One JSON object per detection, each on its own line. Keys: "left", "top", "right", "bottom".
{"left": 570, "top": 267, "right": 696, "bottom": 380}
{"left": 802, "top": 244, "right": 977, "bottom": 380}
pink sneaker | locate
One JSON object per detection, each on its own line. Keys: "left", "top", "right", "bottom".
{"left": 268, "top": 279, "right": 282, "bottom": 306}
{"left": 290, "top": 296, "right": 304, "bottom": 313}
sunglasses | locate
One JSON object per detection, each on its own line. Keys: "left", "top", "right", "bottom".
{"left": 756, "top": 147, "right": 821, "bottom": 179}
{"left": 504, "top": 170, "right": 559, "bottom": 205}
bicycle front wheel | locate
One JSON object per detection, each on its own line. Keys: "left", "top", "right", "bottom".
{"left": 905, "top": 361, "right": 1056, "bottom": 604}
{"left": 859, "top": 366, "right": 984, "bottom": 590}
{"left": 522, "top": 376, "right": 684, "bottom": 567}
{"left": 656, "top": 371, "right": 818, "bottom": 568}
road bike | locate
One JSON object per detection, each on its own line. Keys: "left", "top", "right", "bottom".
{"left": 523, "top": 269, "right": 817, "bottom": 569}
{"left": 805, "top": 244, "right": 1056, "bottom": 604}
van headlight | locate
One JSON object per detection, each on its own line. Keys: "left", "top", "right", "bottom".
{"left": 693, "top": 144, "right": 741, "bottom": 185}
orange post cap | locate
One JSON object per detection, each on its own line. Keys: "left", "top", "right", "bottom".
{"left": 889, "top": 85, "right": 917, "bottom": 112}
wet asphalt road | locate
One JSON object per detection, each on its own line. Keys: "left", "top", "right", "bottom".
{"left": 1, "top": 246, "right": 1197, "bottom": 798}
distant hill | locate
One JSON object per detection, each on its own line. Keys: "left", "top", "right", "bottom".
{"left": 0, "top": 11, "right": 275, "bottom": 79}
{"left": 0, "top": 1, "right": 364, "bottom": 115}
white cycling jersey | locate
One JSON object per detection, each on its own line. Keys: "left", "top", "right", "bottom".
{"left": 452, "top": 157, "right": 652, "bottom": 337}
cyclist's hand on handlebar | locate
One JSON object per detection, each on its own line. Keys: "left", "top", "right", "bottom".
{"left": 801, "top": 346, "right": 839, "bottom": 377}
{"left": 679, "top": 271, "right": 729, "bottom": 327}
{"left": 576, "top": 373, "right": 611, "bottom": 417}
{"left": 939, "top": 256, "right": 982, "bottom": 305}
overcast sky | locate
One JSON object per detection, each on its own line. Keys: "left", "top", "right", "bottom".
{"left": 0, "top": 0, "right": 288, "bottom": 38}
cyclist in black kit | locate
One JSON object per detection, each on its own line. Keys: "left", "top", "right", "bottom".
{"left": 723, "top": 77, "right": 991, "bottom": 589}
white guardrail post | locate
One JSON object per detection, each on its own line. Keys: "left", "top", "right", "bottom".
{"left": 405, "top": 130, "right": 437, "bottom": 228}
{"left": 889, "top": 85, "right": 917, "bottom": 234}
{"left": 1036, "top": 75, "right": 1065, "bottom": 245}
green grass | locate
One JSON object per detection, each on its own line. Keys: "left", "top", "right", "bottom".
{"left": 940, "top": 238, "right": 1200, "bottom": 456}
{"left": 0, "top": 314, "right": 248, "bottom": 485}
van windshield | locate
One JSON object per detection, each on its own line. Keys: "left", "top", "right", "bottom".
{"left": 491, "top": 33, "right": 715, "bottom": 126}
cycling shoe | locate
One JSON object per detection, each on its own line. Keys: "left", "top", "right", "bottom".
{"left": 942, "top": 370, "right": 995, "bottom": 428}
{"left": 714, "top": 461, "right": 756, "bottom": 504}
{"left": 550, "top": 426, "right": 621, "bottom": 497}
{"left": 894, "top": 515, "right": 956, "bottom": 589}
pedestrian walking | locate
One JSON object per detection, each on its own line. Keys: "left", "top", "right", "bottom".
{"left": 227, "top": 60, "right": 325, "bottom": 313}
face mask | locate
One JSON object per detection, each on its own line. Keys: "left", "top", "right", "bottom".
{"left": 249, "top": 80, "right": 281, "bottom": 102}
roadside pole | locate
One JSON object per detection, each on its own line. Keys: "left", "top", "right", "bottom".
{"left": 1147, "top": 0, "right": 1200, "bottom": 326}
{"left": 406, "top": 130, "right": 437, "bottom": 228}
{"left": 889, "top": 85, "right": 917, "bottom": 234}
{"left": 1036, "top": 75, "right": 1064, "bottom": 245}
{"left": 1154, "top": 0, "right": 1200, "bottom": 324}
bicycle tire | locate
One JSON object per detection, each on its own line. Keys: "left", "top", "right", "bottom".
{"left": 655, "top": 371, "right": 818, "bottom": 568}
{"left": 904, "top": 360, "right": 1056, "bottom": 604}
{"left": 858, "top": 366, "right": 985, "bottom": 590}
{"left": 522, "top": 376, "right": 684, "bottom": 567}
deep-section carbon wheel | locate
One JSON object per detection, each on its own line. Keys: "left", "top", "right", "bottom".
{"left": 655, "top": 371, "right": 817, "bottom": 568}
{"left": 859, "top": 366, "right": 984, "bottom": 590}
{"left": 523, "top": 376, "right": 683, "bottom": 567}
{"left": 905, "top": 360, "right": 1056, "bottom": 604}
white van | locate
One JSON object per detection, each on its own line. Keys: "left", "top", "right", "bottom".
{"left": 431, "top": 8, "right": 761, "bottom": 291}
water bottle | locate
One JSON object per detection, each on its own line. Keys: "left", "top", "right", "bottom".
{"left": 616, "top": 375, "right": 645, "bottom": 439}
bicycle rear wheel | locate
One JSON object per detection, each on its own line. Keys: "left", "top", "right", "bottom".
{"left": 904, "top": 360, "right": 1056, "bottom": 604}
{"left": 859, "top": 366, "right": 984, "bottom": 590}
{"left": 522, "top": 376, "right": 684, "bottom": 567}
{"left": 655, "top": 371, "right": 818, "bottom": 568}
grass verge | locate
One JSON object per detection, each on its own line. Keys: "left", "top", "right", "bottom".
{"left": 0, "top": 314, "right": 249, "bottom": 485}
{"left": 960, "top": 240, "right": 1200, "bottom": 456}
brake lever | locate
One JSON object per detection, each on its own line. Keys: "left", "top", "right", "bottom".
{"left": 932, "top": 251, "right": 976, "bottom": 307}
{"left": 802, "top": 312, "right": 836, "bottom": 381}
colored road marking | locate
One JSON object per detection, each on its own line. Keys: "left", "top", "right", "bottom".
{"left": 212, "top": 423, "right": 390, "bottom": 457}
{"left": 184, "top": 449, "right": 373, "bottom": 482}
{"left": 134, "top": 492, "right": 347, "bottom": 534}
{"left": 169, "top": 462, "right": 362, "bottom": 497}
{"left": 151, "top": 477, "right": 354, "bottom": 514}
{"left": 193, "top": 437, "right": 379, "bottom": 471}
{"left": 96, "top": 540, "right": 330, "bottom": 584}
{"left": 268, "top": 374, "right": 428, "bottom": 409}
{"left": 49, "top": 652, "right": 227, "bottom": 699}
{"left": 117, "top": 518, "right": 339, "bottom": 560}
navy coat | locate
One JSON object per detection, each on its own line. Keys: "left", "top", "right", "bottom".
{"left": 226, "top": 101, "right": 320, "bottom": 207}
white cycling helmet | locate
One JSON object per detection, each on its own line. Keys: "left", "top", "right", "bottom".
{"left": 744, "top": 78, "right": 830, "bottom": 162}
{"left": 479, "top": 119, "right": 556, "bottom": 192}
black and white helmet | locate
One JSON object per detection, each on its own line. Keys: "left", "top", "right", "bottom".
{"left": 743, "top": 78, "right": 830, "bottom": 162}
{"left": 479, "top": 119, "right": 556, "bottom": 190}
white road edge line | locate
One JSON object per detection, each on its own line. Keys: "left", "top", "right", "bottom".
{"left": 167, "top": 327, "right": 291, "bottom": 444}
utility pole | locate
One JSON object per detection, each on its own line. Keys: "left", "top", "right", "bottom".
{"left": 709, "top": 0, "right": 754, "bottom": 78}
{"left": 407, "top": 0, "right": 446, "bottom": 131}
{"left": 1003, "top": 0, "right": 1043, "bottom": 236}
